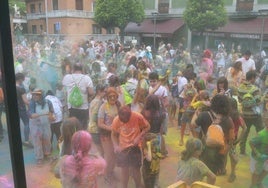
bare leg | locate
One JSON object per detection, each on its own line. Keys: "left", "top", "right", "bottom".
{"left": 121, "top": 167, "right": 130, "bottom": 188}
{"left": 131, "top": 167, "right": 142, "bottom": 188}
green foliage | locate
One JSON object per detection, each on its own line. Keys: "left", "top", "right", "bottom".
{"left": 183, "top": 0, "right": 227, "bottom": 32}
{"left": 9, "top": 0, "right": 26, "bottom": 15}
{"left": 94, "top": 0, "right": 145, "bottom": 30}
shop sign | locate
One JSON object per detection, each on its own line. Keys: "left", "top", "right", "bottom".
{"left": 230, "top": 33, "right": 260, "bottom": 39}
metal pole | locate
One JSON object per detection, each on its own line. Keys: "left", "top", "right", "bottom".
{"left": 153, "top": 15, "right": 156, "bottom": 52}
{"left": 45, "top": 0, "right": 49, "bottom": 35}
{"left": 260, "top": 17, "right": 265, "bottom": 51}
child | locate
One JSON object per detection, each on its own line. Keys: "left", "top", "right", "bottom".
{"left": 249, "top": 118, "right": 268, "bottom": 188}
{"left": 177, "top": 138, "right": 216, "bottom": 186}
{"left": 142, "top": 133, "right": 162, "bottom": 188}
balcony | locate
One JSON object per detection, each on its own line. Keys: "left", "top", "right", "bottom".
{"left": 27, "top": 10, "right": 94, "bottom": 20}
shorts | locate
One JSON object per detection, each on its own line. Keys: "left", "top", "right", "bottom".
{"left": 181, "top": 110, "right": 195, "bottom": 124}
{"left": 90, "top": 133, "right": 101, "bottom": 145}
{"left": 116, "top": 146, "right": 142, "bottom": 168}
{"left": 250, "top": 155, "right": 268, "bottom": 174}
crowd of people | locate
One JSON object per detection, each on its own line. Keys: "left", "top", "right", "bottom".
{"left": 5, "top": 37, "right": 268, "bottom": 188}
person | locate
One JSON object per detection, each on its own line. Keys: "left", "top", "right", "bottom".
{"left": 249, "top": 117, "right": 268, "bottom": 188}
{"left": 215, "top": 47, "right": 227, "bottom": 76}
{"left": 225, "top": 61, "right": 243, "bottom": 96}
{"left": 62, "top": 63, "right": 94, "bottom": 129}
{"left": 59, "top": 117, "right": 81, "bottom": 157}
{"left": 200, "top": 94, "right": 234, "bottom": 175}
{"left": 28, "top": 89, "right": 52, "bottom": 164}
{"left": 141, "top": 133, "right": 162, "bottom": 188}
{"left": 199, "top": 49, "right": 214, "bottom": 83}
{"left": 87, "top": 84, "right": 107, "bottom": 156}
{"left": 179, "top": 83, "right": 197, "bottom": 146}
{"left": 228, "top": 97, "right": 247, "bottom": 182}
{"left": 176, "top": 138, "right": 216, "bottom": 186}
{"left": 97, "top": 87, "right": 120, "bottom": 184}
{"left": 56, "top": 131, "right": 106, "bottom": 188}
{"left": 111, "top": 105, "right": 150, "bottom": 188}
{"left": 236, "top": 50, "right": 256, "bottom": 79}
{"left": 176, "top": 71, "right": 188, "bottom": 128}
{"left": 15, "top": 73, "right": 31, "bottom": 146}
{"left": 148, "top": 72, "right": 169, "bottom": 156}
{"left": 237, "top": 70, "right": 263, "bottom": 155}
{"left": 45, "top": 90, "right": 63, "bottom": 149}
{"left": 212, "top": 76, "right": 231, "bottom": 97}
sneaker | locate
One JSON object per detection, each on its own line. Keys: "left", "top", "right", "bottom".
{"left": 23, "top": 141, "right": 33, "bottom": 148}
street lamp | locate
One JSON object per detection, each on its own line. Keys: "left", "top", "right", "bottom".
{"left": 152, "top": 12, "right": 158, "bottom": 53}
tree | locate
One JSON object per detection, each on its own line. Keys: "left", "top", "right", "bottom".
{"left": 9, "top": 0, "right": 26, "bottom": 16}
{"left": 183, "top": 0, "right": 227, "bottom": 33}
{"left": 94, "top": 0, "right": 145, "bottom": 39}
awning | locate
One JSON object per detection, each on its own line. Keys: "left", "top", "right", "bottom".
{"left": 202, "top": 18, "right": 268, "bottom": 39}
{"left": 124, "top": 18, "right": 184, "bottom": 37}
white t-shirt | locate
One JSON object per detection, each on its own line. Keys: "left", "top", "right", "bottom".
{"left": 62, "top": 73, "right": 93, "bottom": 109}
{"left": 177, "top": 76, "right": 188, "bottom": 97}
{"left": 236, "top": 57, "right": 256, "bottom": 76}
{"left": 45, "top": 95, "right": 63, "bottom": 123}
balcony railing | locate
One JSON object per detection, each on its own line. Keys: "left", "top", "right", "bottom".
{"left": 27, "top": 10, "right": 94, "bottom": 20}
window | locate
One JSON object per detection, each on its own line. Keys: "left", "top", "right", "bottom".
{"left": 40, "top": 25, "right": 43, "bottom": 33}
{"left": 54, "top": 22, "right": 61, "bottom": 34}
{"left": 38, "top": 3, "right": 42, "bottom": 13}
{"left": 75, "top": 0, "right": 83, "bottom": 10}
{"left": 53, "top": 0, "right": 58, "bottom": 10}
{"left": 107, "top": 27, "right": 115, "bottom": 34}
{"left": 32, "top": 25, "right": 37, "bottom": 34}
{"left": 30, "top": 4, "right": 36, "bottom": 13}
{"left": 92, "top": 24, "right": 102, "bottom": 34}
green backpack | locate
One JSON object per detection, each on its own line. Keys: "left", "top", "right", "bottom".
{"left": 68, "top": 76, "right": 84, "bottom": 107}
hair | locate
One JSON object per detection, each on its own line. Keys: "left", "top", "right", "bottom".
{"left": 181, "top": 138, "right": 203, "bottom": 161}
{"left": 144, "top": 94, "right": 161, "bottom": 112}
{"left": 95, "top": 84, "right": 106, "bottom": 93}
{"left": 108, "top": 62, "right": 117, "bottom": 72}
{"left": 108, "top": 75, "right": 120, "bottom": 87}
{"left": 15, "top": 73, "right": 25, "bottom": 81}
{"left": 231, "top": 61, "right": 242, "bottom": 77}
{"left": 246, "top": 70, "right": 257, "bottom": 81}
{"left": 128, "top": 56, "right": 137, "bottom": 68}
{"left": 60, "top": 117, "right": 81, "bottom": 156}
{"left": 46, "top": 90, "right": 54, "bottom": 96}
{"left": 73, "top": 63, "right": 83, "bottom": 72}
{"left": 210, "top": 94, "right": 230, "bottom": 116}
{"left": 118, "top": 105, "right": 131, "bottom": 123}
{"left": 64, "top": 131, "right": 92, "bottom": 184}
{"left": 216, "top": 76, "right": 228, "bottom": 93}
{"left": 148, "top": 72, "right": 159, "bottom": 80}
{"left": 244, "top": 50, "right": 251, "bottom": 56}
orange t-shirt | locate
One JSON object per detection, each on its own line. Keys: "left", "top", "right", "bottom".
{"left": 111, "top": 112, "right": 150, "bottom": 150}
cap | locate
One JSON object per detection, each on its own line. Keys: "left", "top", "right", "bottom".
{"left": 146, "top": 46, "right": 151, "bottom": 52}
{"left": 31, "top": 88, "right": 42, "bottom": 95}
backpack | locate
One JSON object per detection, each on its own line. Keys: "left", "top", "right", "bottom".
{"left": 68, "top": 76, "right": 84, "bottom": 108}
{"left": 206, "top": 124, "right": 225, "bottom": 148}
